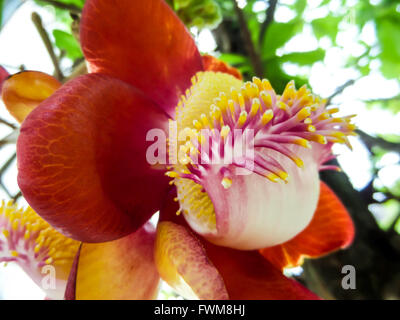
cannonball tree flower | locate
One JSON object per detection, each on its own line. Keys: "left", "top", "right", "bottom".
{"left": 11, "top": 0, "right": 355, "bottom": 300}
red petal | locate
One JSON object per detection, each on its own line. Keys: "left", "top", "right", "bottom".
{"left": 260, "top": 181, "right": 355, "bottom": 270}
{"left": 80, "top": 0, "right": 203, "bottom": 118}
{"left": 0, "top": 65, "right": 9, "bottom": 92}
{"left": 65, "top": 244, "right": 81, "bottom": 300}
{"left": 202, "top": 55, "right": 243, "bottom": 80}
{"left": 1, "top": 71, "right": 61, "bottom": 123}
{"left": 17, "top": 74, "right": 170, "bottom": 242}
{"left": 67, "top": 224, "right": 160, "bottom": 300}
{"left": 204, "top": 242, "right": 320, "bottom": 300}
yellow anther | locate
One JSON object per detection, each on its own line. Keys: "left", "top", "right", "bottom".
{"left": 218, "top": 92, "right": 228, "bottom": 106}
{"left": 2, "top": 229, "right": 9, "bottom": 238}
{"left": 221, "top": 177, "right": 233, "bottom": 189}
{"left": 238, "top": 94, "right": 245, "bottom": 109}
{"left": 238, "top": 110, "right": 248, "bottom": 127}
{"left": 221, "top": 125, "right": 231, "bottom": 139}
{"left": 24, "top": 230, "right": 30, "bottom": 240}
{"left": 200, "top": 114, "right": 210, "bottom": 127}
{"left": 260, "top": 91, "right": 272, "bottom": 108}
{"left": 304, "top": 118, "right": 312, "bottom": 124}
{"left": 265, "top": 173, "right": 280, "bottom": 183}
{"left": 277, "top": 171, "right": 289, "bottom": 182}
{"left": 346, "top": 124, "right": 357, "bottom": 131}
{"left": 331, "top": 132, "right": 346, "bottom": 139}
{"left": 277, "top": 101, "right": 289, "bottom": 111}
{"left": 228, "top": 100, "right": 235, "bottom": 114}
{"left": 297, "top": 107, "right": 311, "bottom": 121}
{"left": 245, "top": 82, "right": 259, "bottom": 98}
{"left": 310, "top": 103, "right": 319, "bottom": 112}
{"left": 293, "top": 157, "right": 304, "bottom": 168}
{"left": 166, "top": 171, "right": 180, "bottom": 178}
{"left": 310, "top": 134, "right": 327, "bottom": 144}
{"left": 193, "top": 119, "right": 202, "bottom": 130}
{"left": 261, "top": 110, "right": 274, "bottom": 125}
{"left": 307, "top": 125, "right": 316, "bottom": 132}
{"left": 12, "top": 219, "right": 19, "bottom": 230}
{"left": 294, "top": 138, "right": 312, "bottom": 149}
{"left": 231, "top": 88, "right": 239, "bottom": 103}
{"left": 296, "top": 85, "right": 308, "bottom": 98}
{"left": 282, "top": 80, "right": 295, "bottom": 101}
{"left": 45, "top": 258, "right": 53, "bottom": 265}
{"left": 10, "top": 250, "right": 19, "bottom": 257}
{"left": 262, "top": 79, "right": 273, "bottom": 91}
{"left": 252, "top": 77, "right": 263, "bottom": 91}
{"left": 318, "top": 112, "right": 330, "bottom": 120}
{"left": 250, "top": 98, "right": 261, "bottom": 117}
{"left": 210, "top": 105, "right": 222, "bottom": 122}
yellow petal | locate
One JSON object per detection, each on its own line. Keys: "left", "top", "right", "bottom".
{"left": 1, "top": 71, "right": 61, "bottom": 123}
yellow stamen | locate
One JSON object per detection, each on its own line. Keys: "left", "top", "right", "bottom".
{"left": 238, "top": 110, "right": 248, "bottom": 127}
{"left": 261, "top": 110, "right": 274, "bottom": 125}
{"left": 297, "top": 107, "right": 311, "bottom": 121}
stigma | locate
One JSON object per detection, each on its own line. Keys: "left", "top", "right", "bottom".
{"left": 167, "top": 72, "right": 355, "bottom": 249}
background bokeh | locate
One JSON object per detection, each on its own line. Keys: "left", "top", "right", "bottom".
{"left": 0, "top": 0, "right": 399, "bottom": 299}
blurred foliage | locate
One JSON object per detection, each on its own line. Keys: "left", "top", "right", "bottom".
{"left": 166, "top": 0, "right": 222, "bottom": 29}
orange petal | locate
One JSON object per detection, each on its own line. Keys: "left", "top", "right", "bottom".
{"left": 155, "top": 191, "right": 228, "bottom": 300}
{"left": 68, "top": 223, "right": 160, "bottom": 300}
{"left": 260, "top": 181, "right": 355, "bottom": 270}
{"left": 155, "top": 220, "right": 229, "bottom": 300}
{"left": 80, "top": 0, "right": 203, "bottom": 118}
{"left": 1, "top": 71, "right": 61, "bottom": 123}
{"left": 202, "top": 55, "right": 243, "bottom": 80}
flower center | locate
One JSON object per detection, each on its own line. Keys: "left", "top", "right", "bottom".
{"left": 0, "top": 201, "right": 80, "bottom": 291}
{"left": 168, "top": 71, "right": 355, "bottom": 241}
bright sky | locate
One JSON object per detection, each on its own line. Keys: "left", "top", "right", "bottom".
{"left": 1, "top": 0, "right": 399, "bottom": 299}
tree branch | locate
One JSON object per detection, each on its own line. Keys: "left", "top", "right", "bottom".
{"left": 259, "top": 0, "right": 278, "bottom": 45}
{"left": 31, "top": 12, "right": 64, "bottom": 81}
{"left": 232, "top": 0, "right": 264, "bottom": 78}
{"left": 356, "top": 129, "right": 400, "bottom": 154}
{"left": 0, "top": 118, "right": 17, "bottom": 130}
{"left": 325, "top": 78, "right": 357, "bottom": 106}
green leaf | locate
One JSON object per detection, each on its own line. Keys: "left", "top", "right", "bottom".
{"left": 376, "top": 19, "right": 400, "bottom": 79}
{"left": 218, "top": 53, "right": 247, "bottom": 65}
{"left": 292, "top": 0, "right": 307, "bottom": 16}
{"left": 53, "top": 29, "right": 83, "bottom": 60}
{"left": 36, "top": 0, "right": 85, "bottom": 9}
{"left": 261, "top": 20, "right": 303, "bottom": 59}
{"left": 263, "top": 57, "right": 308, "bottom": 93}
{"left": 280, "top": 49, "right": 325, "bottom": 66}
{"left": 311, "top": 15, "right": 342, "bottom": 43}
